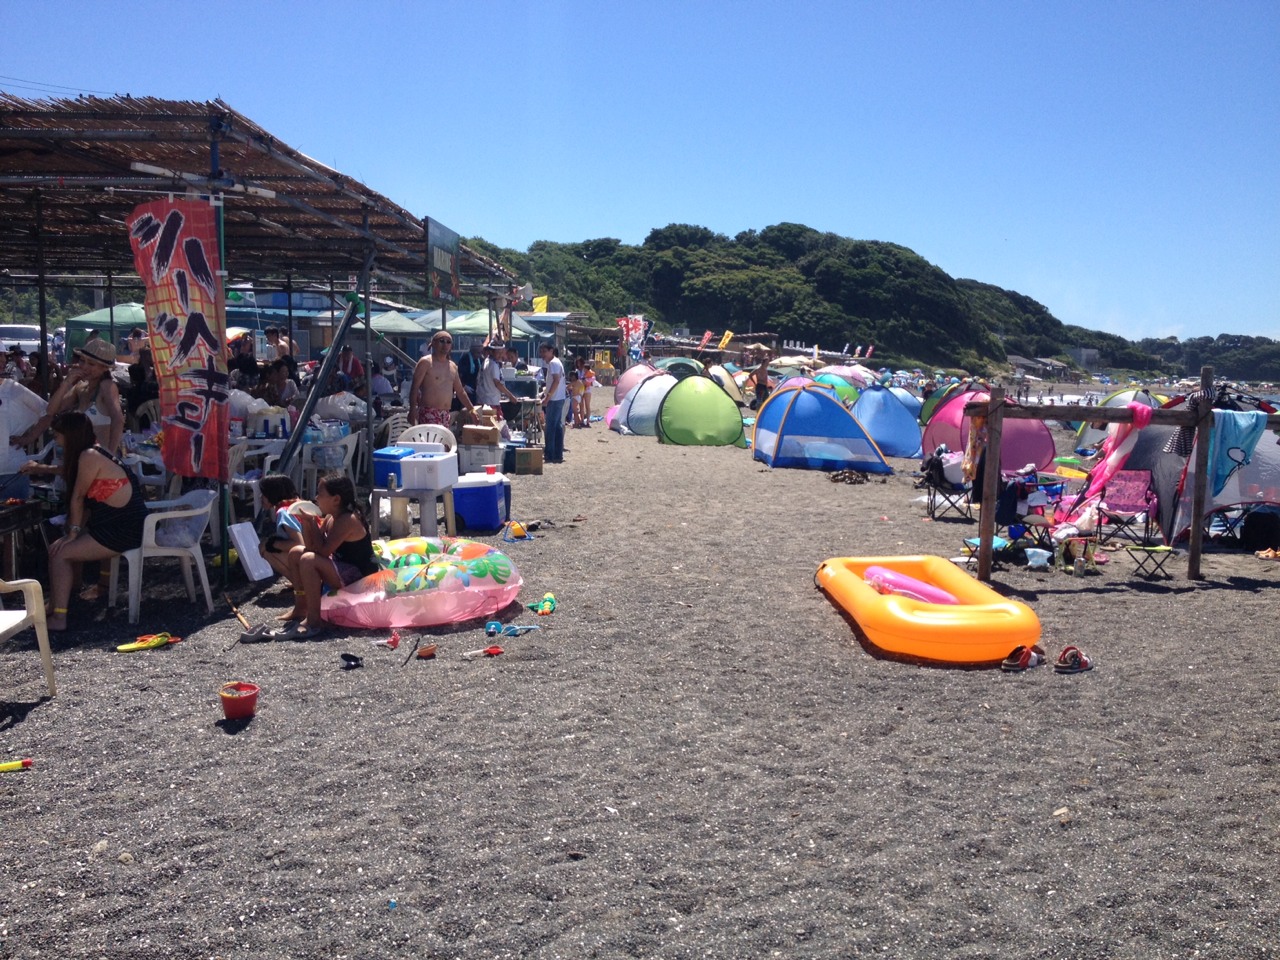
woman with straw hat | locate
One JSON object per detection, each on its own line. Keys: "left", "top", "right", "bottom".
{"left": 15, "top": 337, "right": 124, "bottom": 455}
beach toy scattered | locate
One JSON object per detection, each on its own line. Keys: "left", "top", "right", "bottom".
{"left": 340, "top": 653, "right": 364, "bottom": 670}
{"left": 486, "top": 620, "right": 542, "bottom": 637}
{"left": 529, "top": 593, "right": 557, "bottom": 615}
{"left": 503, "top": 520, "right": 535, "bottom": 542}
{"left": 117, "top": 633, "right": 181, "bottom": 652}
{"left": 0, "top": 758, "right": 33, "bottom": 772}
{"left": 463, "top": 644, "right": 504, "bottom": 660}
{"left": 320, "top": 537, "right": 523, "bottom": 629}
{"left": 219, "top": 681, "right": 260, "bottom": 721}
{"left": 372, "top": 630, "right": 401, "bottom": 650}
{"left": 863, "top": 565, "right": 959, "bottom": 604}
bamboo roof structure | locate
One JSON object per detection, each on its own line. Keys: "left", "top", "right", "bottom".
{"left": 0, "top": 93, "right": 515, "bottom": 290}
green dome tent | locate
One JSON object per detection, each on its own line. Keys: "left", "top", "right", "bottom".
{"left": 656, "top": 375, "right": 747, "bottom": 447}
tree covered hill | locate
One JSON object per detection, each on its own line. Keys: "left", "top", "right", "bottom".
{"left": 469, "top": 222, "right": 1274, "bottom": 381}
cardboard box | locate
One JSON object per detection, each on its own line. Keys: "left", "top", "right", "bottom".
{"left": 514, "top": 447, "right": 543, "bottom": 475}
{"left": 457, "top": 443, "right": 503, "bottom": 475}
{"left": 462, "top": 424, "right": 500, "bottom": 445}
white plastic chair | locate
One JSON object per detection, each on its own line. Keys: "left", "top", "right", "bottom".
{"left": 377, "top": 412, "right": 410, "bottom": 448}
{"left": 398, "top": 423, "right": 456, "bottom": 451}
{"left": 301, "top": 433, "right": 360, "bottom": 498}
{"left": 0, "top": 577, "right": 55, "bottom": 697}
{"left": 108, "top": 489, "right": 217, "bottom": 625}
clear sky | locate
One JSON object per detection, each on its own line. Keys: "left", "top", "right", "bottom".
{"left": 4, "top": 0, "right": 1277, "bottom": 343}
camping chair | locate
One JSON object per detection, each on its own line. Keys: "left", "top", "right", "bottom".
{"left": 917, "top": 448, "right": 971, "bottom": 521}
{"left": 0, "top": 576, "right": 55, "bottom": 697}
{"left": 1096, "top": 470, "right": 1156, "bottom": 545}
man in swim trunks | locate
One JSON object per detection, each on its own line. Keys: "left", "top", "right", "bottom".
{"left": 409, "top": 330, "right": 477, "bottom": 429}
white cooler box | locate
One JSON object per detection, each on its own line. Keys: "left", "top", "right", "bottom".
{"left": 399, "top": 450, "right": 458, "bottom": 489}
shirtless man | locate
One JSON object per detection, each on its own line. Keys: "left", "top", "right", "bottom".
{"left": 264, "top": 327, "right": 296, "bottom": 360}
{"left": 409, "top": 330, "right": 476, "bottom": 428}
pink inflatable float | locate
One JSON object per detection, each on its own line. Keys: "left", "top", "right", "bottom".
{"left": 862, "top": 565, "right": 959, "bottom": 604}
{"left": 321, "top": 537, "right": 523, "bottom": 629}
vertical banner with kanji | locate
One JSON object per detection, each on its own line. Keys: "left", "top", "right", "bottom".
{"left": 127, "top": 199, "right": 230, "bottom": 482}
{"left": 426, "top": 218, "right": 460, "bottom": 304}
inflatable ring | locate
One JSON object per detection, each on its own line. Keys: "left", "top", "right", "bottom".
{"left": 320, "top": 536, "right": 523, "bottom": 629}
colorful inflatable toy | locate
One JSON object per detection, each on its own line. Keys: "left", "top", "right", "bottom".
{"left": 321, "top": 537, "right": 523, "bottom": 629}
{"left": 816, "top": 555, "right": 1040, "bottom": 663}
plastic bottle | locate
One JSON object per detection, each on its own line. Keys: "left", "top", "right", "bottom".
{"left": 1073, "top": 557, "right": 1085, "bottom": 577}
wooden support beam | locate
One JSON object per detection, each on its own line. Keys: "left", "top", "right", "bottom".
{"left": 976, "top": 386, "right": 1005, "bottom": 581}
{"left": 961, "top": 365, "right": 1270, "bottom": 582}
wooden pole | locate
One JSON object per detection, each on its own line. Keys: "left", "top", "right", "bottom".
{"left": 976, "top": 386, "right": 1005, "bottom": 581}
{"left": 1187, "top": 365, "right": 1214, "bottom": 579}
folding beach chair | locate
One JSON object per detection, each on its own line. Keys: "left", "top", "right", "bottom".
{"left": 1126, "top": 545, "right": 1173, "bottom": 579}
{"left": 917, "top": 447, "right": 971, "bottom": 521}
{"left": 1096, "top": 470, "right": 1156, "bottom": 545}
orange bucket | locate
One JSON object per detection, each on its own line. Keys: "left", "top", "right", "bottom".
{"left": 219, "top": 681, "right": 260, "bottom": 721}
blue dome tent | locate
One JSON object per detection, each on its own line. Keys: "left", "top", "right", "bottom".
{"left": 852, "top": 385, "right": 924, "bottom": 458}
{"left": 752, "top": 384, "right": 892, "bottom": 473}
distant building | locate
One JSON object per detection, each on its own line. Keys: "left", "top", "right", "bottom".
{"left": 1067, "top": 347, "right": 1100, "bottom": 372}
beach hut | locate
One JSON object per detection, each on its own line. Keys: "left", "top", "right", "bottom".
{"left": 851, "top": 385, "right": 924, "bottom": 458}
{"left": 656, "top": 376, "right": 746, "bottom": 447}
{"left": 753, "top": 384, "right": 891, "bottom": 473}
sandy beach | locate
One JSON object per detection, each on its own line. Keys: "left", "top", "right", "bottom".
{"left": 2, "top": 392, "right": 1278, "bottom": 959}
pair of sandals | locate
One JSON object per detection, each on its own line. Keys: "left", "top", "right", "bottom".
{"left": 1001, "top": 643, "right": 1094, "bottom": 674}
{"left": 1255, "top": 548, "right": 1280, "bottom": 560}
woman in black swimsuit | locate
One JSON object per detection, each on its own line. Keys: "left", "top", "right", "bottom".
{"left": 282, "top": 473, "right": 377, "bottom": 639}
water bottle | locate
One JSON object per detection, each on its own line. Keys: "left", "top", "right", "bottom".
{"left": 1073, "top": 557, "right": 1085, "bottom": 577}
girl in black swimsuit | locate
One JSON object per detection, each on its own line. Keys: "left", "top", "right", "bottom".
{"left": 282, "top": 473, "right": 378, "bottom": 639}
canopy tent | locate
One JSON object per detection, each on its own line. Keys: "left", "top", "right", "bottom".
{"left": 370, "top": 310, "right": 433, "bottom": 336}
{"left": 416, "top": 309, "right": 536, "bottom": 341}
{"left": 851, "top": 385, "right": 924, "bottom": 458}
{"left": 62, "top": 302, "right": 149, "bottom": 351}
{"left": 753, "top": 384, "right": 891, "bottom": 473}
{"left": 656, "top": 375, "right": 747, "bottom": 446}
{"left": 922, "top": 389, "right": 1057, "bottom": 472}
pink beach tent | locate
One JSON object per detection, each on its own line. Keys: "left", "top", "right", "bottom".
{"left": 921, "top": 390, "right": 1056, "bottom": 472}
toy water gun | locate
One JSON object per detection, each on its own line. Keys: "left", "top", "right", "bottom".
{"left": 528, "top": 593, "right": 557, "bottom": 616}
{"left": 0, "top": 758, "right": 33, "bottom": 772}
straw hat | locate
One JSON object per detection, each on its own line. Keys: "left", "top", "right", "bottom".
{"left": 75, "top": 338, "right": 117, "bottom": 366}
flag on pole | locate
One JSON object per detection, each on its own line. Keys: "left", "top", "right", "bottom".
{"left": 532, "top": 295, "right": 549, "bottom": 313}
{"left": 696, "top": 330, "right": 714, "bottom": 353}
{"left": 717, "top": 330, "right": 734, "bottom": 351}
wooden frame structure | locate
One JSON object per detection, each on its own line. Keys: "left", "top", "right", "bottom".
{"left": 965, "top": 367, "right": 1280, "bottom": 582}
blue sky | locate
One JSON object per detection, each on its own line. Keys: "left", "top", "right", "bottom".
{"left": 4, "top": 0, "right": 1277, "bottom": 343}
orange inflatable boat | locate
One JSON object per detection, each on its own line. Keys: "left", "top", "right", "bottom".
{"left": 816, "top": 555, "right": 1041, "bottom": 663}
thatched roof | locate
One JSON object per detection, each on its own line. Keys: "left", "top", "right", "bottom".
{"left": 0, "top": 93, "right": 514, "bottom": 290}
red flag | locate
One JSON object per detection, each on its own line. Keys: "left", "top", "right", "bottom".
{"left": 696, "top": 330, "right": 714, "bottom": 353}
{"left": 127, "top": 199, "right": 230, "bottom": 482}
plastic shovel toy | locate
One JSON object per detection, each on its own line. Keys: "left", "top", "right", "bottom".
{"left": 485, "top": 621, "right": 542, "bottom": 638}
{"left": 463, "top": 644, "right": 504, "bottom": 660}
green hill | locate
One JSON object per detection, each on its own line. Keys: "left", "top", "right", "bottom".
{"left": 469, "top": 222, "right": 1274, "bottom": 381}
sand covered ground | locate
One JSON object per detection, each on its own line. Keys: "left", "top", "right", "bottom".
{"left": 3, "top": 389, "right": 1278, "bottom": 958}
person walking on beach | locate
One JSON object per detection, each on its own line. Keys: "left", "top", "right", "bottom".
{"left": 539, "top": 342, "right": 567, "bottom": 463}
{"left": 409, "top": 330, "right": 476, "bottom": 429}
{"left": 753, "top": 351, "right": 771, "bottom": 410}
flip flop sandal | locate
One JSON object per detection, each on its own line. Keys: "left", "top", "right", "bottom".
{"left": 1001, "top": 643, "right": 1047, "bottom": 672}
{"left": 1054, "top": 645, "right": 1094, "bottom": 674}
{"left": 340, "top": 653, "right": 363, "bottom": 670}
{"left": 116, "top": 633, "right": 181, "bottom": 652}
{"left": 292, "top": 624, "right": 330, "bottom": 641}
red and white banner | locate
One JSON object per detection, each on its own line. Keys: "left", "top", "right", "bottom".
{"left": 127, "top": 199, "right": 230, "bottom": 482}
{"left": 696, "top": 330, "right": 714, "bottom": 353}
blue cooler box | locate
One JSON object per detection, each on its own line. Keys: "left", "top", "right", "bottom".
{"left": 374, "top": 446, "right": 416, "bottom": 487}
{"left": 453, "top": 473, "right": 512, "bottom": 531}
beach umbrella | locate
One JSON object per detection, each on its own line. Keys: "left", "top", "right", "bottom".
{"left": 226, "top": 326, "right": 252, "bottom": 342}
